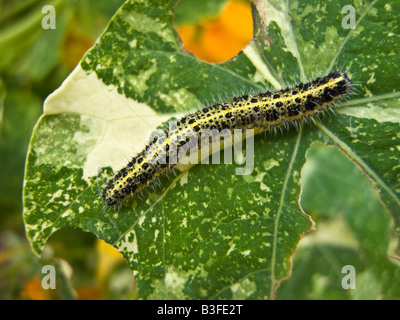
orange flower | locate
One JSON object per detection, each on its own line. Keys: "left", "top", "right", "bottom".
{"left": 20, "top": 275, "right": 53, "bottom": 300}
{"left": 63, "top": 22, "right": 95, "bottom": 70}
{"left": 96, "top": 239, "right": 125, "bottom": 288}
{"left": 177, "top": 0, "right": 253, "bottom": 63}
{"left": 75, "top": 286, "right": 103, "bottom": 300}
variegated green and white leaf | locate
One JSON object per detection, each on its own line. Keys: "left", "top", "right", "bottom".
{"left": 23, "top": 0, "right": 400, "bottom": 299}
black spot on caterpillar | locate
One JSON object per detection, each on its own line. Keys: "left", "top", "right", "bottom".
{"left": 102, "top": 71, "right": 352, "bottom": 206}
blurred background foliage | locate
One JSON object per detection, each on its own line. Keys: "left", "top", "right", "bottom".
{"left": 0, "top": 0, "right": 132, "bottom": 300}
{"left": 0, "top": 0, "right": 398, "bottom": 299}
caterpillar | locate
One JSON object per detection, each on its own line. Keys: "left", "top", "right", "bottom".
{"left": 102, "top": 71, "right": 352, "bottom": 206}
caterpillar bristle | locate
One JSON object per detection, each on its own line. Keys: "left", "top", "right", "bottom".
{"left": 102, "top": 71, "right": 353, "bottom": 207}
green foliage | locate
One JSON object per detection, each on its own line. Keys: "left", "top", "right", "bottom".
{"left": 174, "top": 0, "right": 229, "bottom": 26}
{"left": 22, "top": 0, "right": 400, "bottom": 299}
{"left": 277, "top": 144, "right": 399, "bottom": 299}
{"left": 0, "top": 0, "right": 127, "bottom": 300}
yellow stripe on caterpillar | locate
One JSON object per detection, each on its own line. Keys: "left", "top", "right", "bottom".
{"left": 102, "top": 71, "right": 352, "bottom": 206}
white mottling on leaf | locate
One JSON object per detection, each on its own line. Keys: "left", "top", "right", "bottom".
{"left": 44, "top": 66, "right": 174, "bottom": 179}
{"left": 118, "top": 232, "right": 138, "bottom": 255}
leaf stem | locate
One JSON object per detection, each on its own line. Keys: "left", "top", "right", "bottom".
{"left": 270, "top": 124, "right": 303, "bottom": 298}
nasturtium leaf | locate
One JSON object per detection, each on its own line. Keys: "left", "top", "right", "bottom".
{"left": 23, "top": 0, "right": 400, "bottom": 299}
{"left": 277, "top": 144, "right": 400, "bottom": 299}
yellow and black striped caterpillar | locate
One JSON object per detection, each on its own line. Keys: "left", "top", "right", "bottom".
{"left": 102, "top": 71, "right": 352, "bottom": 206}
